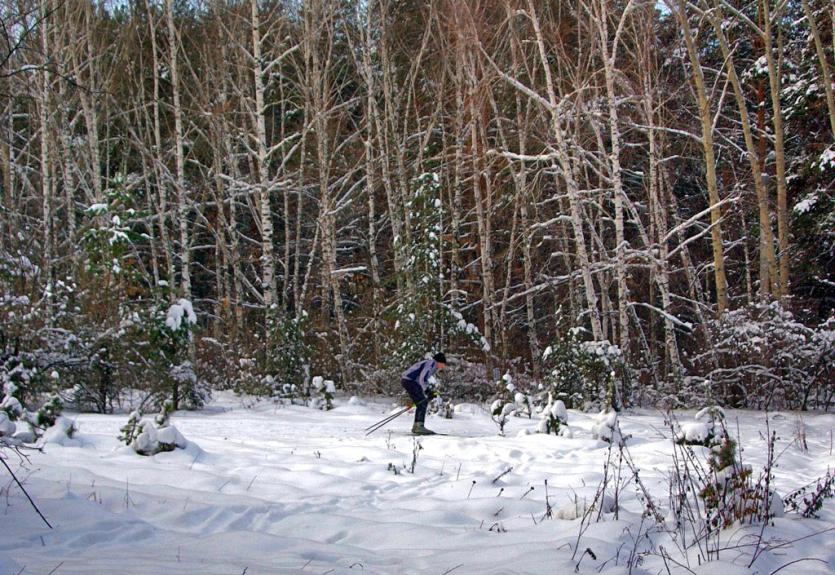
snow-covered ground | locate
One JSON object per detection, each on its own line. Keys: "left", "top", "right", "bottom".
{"left": 3, "top": 394, "right": 834, "bottom": 575}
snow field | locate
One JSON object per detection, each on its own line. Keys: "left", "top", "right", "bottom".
{"left": 2, "top": 394, "right": 834, "bottom": 575}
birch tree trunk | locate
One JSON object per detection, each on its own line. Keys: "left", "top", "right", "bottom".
{"left": 250, "top": 0, "right": 276, "bottom": 323}
{"left": 526, "top": 0, "right": 604, "bottom": 340}
{"left": 762, "top": 0, "right": 789, "bottom": 297}
{"left": 801, "top": 0, "right": 835, "bottom": 136}
{"left": 671, "top": 0, "right": 728, "bottom": 316}
{"left": 304, "top": 0, "right": 352, "bottom": 383}
{"left": 144, "top": 0, "right": 175, "bottom": 292}
{"left": 165, "top": 0, "right": 191, "bottom": 301}
{"left": 635, "top": 4, "right": 683, "bottom": 379}
{"left": 594, "top": 0, "right": 630, "bottom": 355}
{"left": 40, "top": 0, "right": 53, "bottom": 317}
{"left": 465, "top": 60, "right": 496, "bottom": 373}
{"left": 359, "top": 8, "right": 383, "bottom": 364}
{"left": 706, "top": 2, "right": 778, "bottom": 297}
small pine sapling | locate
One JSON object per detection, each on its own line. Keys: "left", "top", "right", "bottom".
{"left": 310, "top": 376, "right": 335, "bottom": 410}
{"left": 154, "top": 399, "right": 174, "bottom": 427}
{"left": 119, "top": 411, "right": 143, "bottom": 447}
{"left": 537, "top": 394, "right": 571, "bottom": 437}
{"left": 675, "top": 406, "right": 726, "bottom": 447}
{"left": 154, "top": 400, "right": 187, "bottom": 452}
{"left": 119, "top": 401, "right": 187, "bottom": 455}
{"left": 591, "top": 410, "right": 626, "bottom": 444}
{"left": 491, "top": 372, "right": 518, "bottom": 435}
{"left": 503, "top": 373, "right": 533, "bottom": 418}
{"left": 34, "top": 396, "right": 63, "bottom": 429}
{"left": 696, "top": 423, "right": 783, "bottom": 529}
{"left": 541, "top": 324, "right": 626, "bottom": 410}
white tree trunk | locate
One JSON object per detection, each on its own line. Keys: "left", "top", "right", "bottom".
{"left": 250, "top": 0, "right": 276, "bottom": 320}
{"left": 671, "top": 0, "right": 728, "bottom": 315}
{"left": 165, "top": 0, "right": 191, "bottom": 301}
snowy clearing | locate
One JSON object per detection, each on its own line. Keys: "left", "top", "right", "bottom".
{"left": 3, "top": 394, "right": 834, "bottom": 575}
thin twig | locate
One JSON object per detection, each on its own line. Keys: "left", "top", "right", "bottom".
{"left": 769, "top": 558, "right": 828, "bottom": 575}
{"left": 492, "top": 467, "right": 513, "bottom": 484}
{"left": 1, "top": 457, "right": 52, "bottom": 529}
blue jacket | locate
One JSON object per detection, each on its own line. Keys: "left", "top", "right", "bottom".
{"left": 402, "top": 358, "right": 437, "bottom": 391}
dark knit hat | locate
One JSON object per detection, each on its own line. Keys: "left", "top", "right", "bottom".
{"left": 433, "top": 352, "right": 447, "bottom": 364}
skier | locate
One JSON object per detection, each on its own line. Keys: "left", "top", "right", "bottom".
{"left": 401, "top": 352, "right": 446, "bottom": 435}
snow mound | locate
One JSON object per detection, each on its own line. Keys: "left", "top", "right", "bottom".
{"left": 0, "top": 412, "right": 15, "bottom": 437}
{"left": 42, "top": 416, "right": 80, "bottom": 446}
{"left": 591, "top": 410, "right": 620, "bottom": 443}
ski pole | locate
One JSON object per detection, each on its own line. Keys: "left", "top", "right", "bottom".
{"left": 365, "top": 405, "right": 412, "bottom": 436}
{"left": 365, "top": 405, "right": 410, "bottom": 435}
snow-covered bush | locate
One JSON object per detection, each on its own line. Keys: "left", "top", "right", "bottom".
{"left": 440, "top": 399, "right": 454, "bottom": 419}
{"left": 697, "top": 434, "right": 784, "bottom": 529}
{"left": 670, "top": 416, "right": 784, "bottom": 533}
{"left": 490, "top": 372, "right": 526, "bottom": 435}
{"left": 490, "top": 399, "right": 516, "bottom": 436}
{"left": 542, "top": 326, "right": 626, "bottom": 411}
{"left": 537, "top": 394, "right": 571, "bottom": 437}
{"left": 149, "top": 299, "right": 207, "bottom": 410}
{"left": 310, "top": 376, "right": 335, "bottom": 410}
{"left": 696, "top": 301, "right": 834, "bottom": 409}
{"left": 230, "top": 357, "right": 262, "bottom": 396}
{"left": 674, "top": 406, "right": 726, "bottom": 448}
{"left": 1, "top": 382, "right": 24, "bottom": 419}
{"left": 591, "top": 410, "right": 625, "bottom": 444}
{"left": 783, "top": 471, "right": 835, "bottom": 518}
{"left": 119, "top": 410, "right": 143, "bottom": 446}
{"left": 505, "top": 374, "right": 533, "bottom": 418}
{"left": 119, "top": 401, "right": 188, "bottom": 456}
{"left": 266, "top": 312, "right": 311, "bottom": 395}
{"left": 41, "top": 416, "right": 78, "bottom": 445}
{"left": 0, "top": 411, "right": 15, "bottom": 438}
{"left": 0, "top": 381, "right": 69, "bottom": 443}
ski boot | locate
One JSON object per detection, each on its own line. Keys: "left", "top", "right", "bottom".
{"left": 411, "top": 422, "right": 436, "bottom": 436}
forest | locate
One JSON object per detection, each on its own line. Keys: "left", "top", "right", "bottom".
{"left": 1, "top": 0, "right": 833, "bottom": 417}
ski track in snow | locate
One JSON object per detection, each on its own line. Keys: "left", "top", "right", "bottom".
{"left": 3, "top": 394, "right": 834, "bottom": 575}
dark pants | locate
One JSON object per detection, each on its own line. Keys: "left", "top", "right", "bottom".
{"left": 401, "top": 379, "right": 427, "bottom": 424}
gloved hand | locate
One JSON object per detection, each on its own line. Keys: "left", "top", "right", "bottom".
{"left": 426, "top": 387, "right": 438, "bottom": 400}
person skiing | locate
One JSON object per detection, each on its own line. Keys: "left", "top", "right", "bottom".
{"left": 401, "top": 352, "right": 446, "bottom": 435}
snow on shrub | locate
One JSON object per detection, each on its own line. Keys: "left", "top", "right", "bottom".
{"left": 670, "top": 415, "right": 785, "bottom": 532}
{"left": 41, "top": 416, "right": 79, "bottom": 446}
{"left": 1, "top": 382, "right": 23, "bottom": 419}
{"left": 537, "top": 394, "right": 572, "bottom": 437}
{"left": 165, "top": 299, "right": 197, "bottom": 332}
{"left": 490, "top": 372, "right": 531, "bottom": 435}
{"left": 119, "top": 400, "right": 189, "bottom": 456}
{"left": 150, "top": 299, "right": 209, "bottom": 410}
{"left": 0, "top": 412, "right": 15, "bottom": 437}
{"left": 675, "top": 406, "right": 726, "bottom": 448}
{"left": 697, "top": 434, "right": 785, "bottom": 529}
{"left": 542, "top": 324, "right": 626, "bottom": 411}
{"left": 591, "top": 410, "right": 626, "bottom": 444}
{"left": 695, "top": 301, "right": 834, "bottom": 410}
{"left": 310, "top": 376, "right": 335, "bottom": 410}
